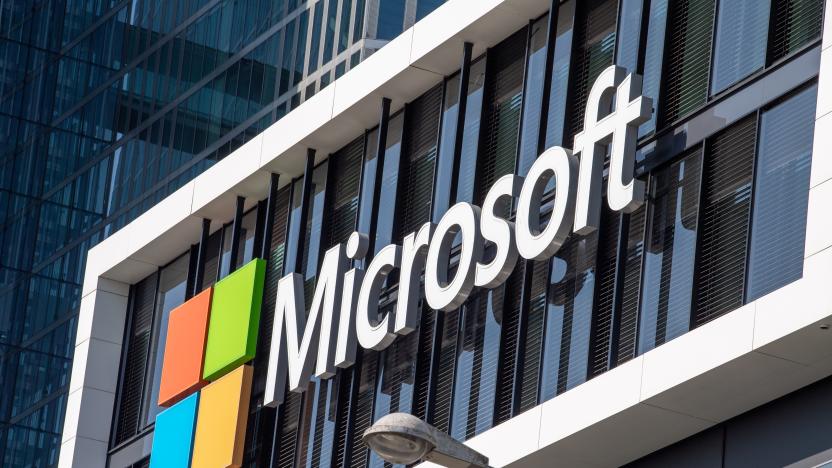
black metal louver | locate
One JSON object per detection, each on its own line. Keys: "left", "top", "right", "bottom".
{"left": 296, "top": 379, "right": 337, "bottom": 467}
{"left": 332, "top": 366, "right": 356, "bottom": 468}
{"left": 326, "top": 136, "right": 364, "bottom": 249}
{"left": 243, "top": 185, "right": 290, "bottom": 466}
{"left": 494, "top": 267, "right": 525, "bottom": 425}
{"left": 274, "top": 391, "right": 304, "bottom": 467}
{"left": 642, "top": 150, "right": 702, "bottom": 349}
{"left": 412, "top": 304, "right": 437, "bottom": 422}
{"left": 431, "top": 308, "right": 461, "bottom": 434}
{"left": 662, "top": 0, "right": 715, "bottom": 125}
{"left": 396, "top": 85, "right": 442, "bottom": 239}
{"left": 199, "top": 230, "right": 222, "bottom": 291}
{"left": 251, "top": 186, "right": 291, "bottom": 397}
{"left": 453, "top": 285, "right": 505, "bottom": 440}
{"left": 114, "top": 273, "right": 156, "bottom": 445}
{"left": 518, "top": 260, "right": 549, "bottom": 413}
{"left": 475, "top": 28, "right": 527, "bottom": 207}
{"left": 589, "top": 207, "right": 621, "bottom": 379}
{"left": 616, "top": 204, "right": 646, "bottom": 365}
{"left": 565, "top": 0, "right": 617, "bottom": 142}
{"left": 551, "top": 232, "right": 598, "bottom": 395}
{"left": 694, "top": 116, "right": 756, "bottom": 327}
{"left": 347, "top": 352, "right": 379, "bottom": 467}
{"left": 769, "top": 0, "right": 823, "bottom": 62}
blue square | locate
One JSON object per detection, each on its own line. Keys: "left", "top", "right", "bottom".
{"left": 149, "top": 392, "right": 199, "bottom": 468}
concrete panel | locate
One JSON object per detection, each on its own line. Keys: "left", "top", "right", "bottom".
{"left": 640, "top": 304, "right": 755, "bottom": 406}
{"left": 58, "top": 437, "right": 108, "bottom": 468}
{"left": 810, "top": 112, "right": 832, "bottom": 188}
{"left": 75, "top": 289, "right": 128, "bottom": 346}
{"left": 538, "top": 357, "right": 644, "bottom": 447}
{"left": 68, "top": 338, "right": 122, "bottom": 395}
{"left": 804, "top": 179, "right": 832, "bottom": 258}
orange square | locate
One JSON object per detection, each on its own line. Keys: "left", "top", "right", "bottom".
{"left": 158, "top": 288, "right": 212, "bottom": 407}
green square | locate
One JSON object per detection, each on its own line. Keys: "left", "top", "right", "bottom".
{"left": 203, "top": 258, "right": 266, "bottom": 381}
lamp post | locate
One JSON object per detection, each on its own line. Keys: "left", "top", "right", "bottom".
{"left": 363, "top": 413, "right": 490, "bottom": 468}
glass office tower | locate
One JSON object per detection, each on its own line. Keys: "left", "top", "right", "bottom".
{"left": 0, "top": 1, "right": 444, "bottom": 466}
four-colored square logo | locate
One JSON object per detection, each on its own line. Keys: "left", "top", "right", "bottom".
{"left": 150, "top": 259, "right": 265, "bottom": 468}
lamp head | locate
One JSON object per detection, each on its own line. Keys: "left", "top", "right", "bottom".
{"left": 362, "top": 413, "right": 436, "bottom": 464}
{"left": 363, "top": 413, "right": 490, "bottom": 468}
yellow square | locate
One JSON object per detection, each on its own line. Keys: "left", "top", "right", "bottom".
{"left": 191, "top": 365, "right": 253, "bottom": 468}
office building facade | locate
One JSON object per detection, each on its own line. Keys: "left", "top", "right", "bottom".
{"left": 0, "top": 0, "right": 444, "bottom": 466}
{"left": 61, "top": 0, "right": 832, "bottom": 467}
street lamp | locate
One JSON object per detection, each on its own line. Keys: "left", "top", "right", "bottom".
{"left": 363, "top": 413, "right": 490, "bottom": 468}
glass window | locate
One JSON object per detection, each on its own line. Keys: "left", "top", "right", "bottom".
{"left": 662, "top": 0, "right": 714, "bottom": 124}
{"left": 353, "top": 0, "right": 366, "bottom": 43}
{"left": 638, "top": 150, "right": 702, "bottom": 354}
{"left": 374, "top": 112, "right": 403, "bottom": 251}
{"left": 639, "top": 0, "right": 668, "bottom": 136}
{"left": 338, "top": 0, "right": 352, "bottom": 54}
{"left": 308, "top": 1, "right": 325, "bottom": 74}
{"left": 279, "top": 20, "right": 296, "bottom": 96}
{"left": 285, "top": 180, "right": 305, "bottom": 275}
{"left": 540, "top": 232, "right": 598, "bottom": 400}
{"left": 358, "top": 128, "right": 380, "bottom": 237}
{"left": 235, "top": 208, "right": 258, "bottom": 269}
{"left": 544, "top": 0, "right": 574, "bottom": 149}
{"left": 516, "top": 16, "right": 549, "bottom": 177}
{"left": 616, "top": 0, "right": 645, "bottom": 73}
{"left": 348, "top": 352, "right": 379, "bottom": 467}
{"left": 296, "top": 379, "right": 338, "bottom": 467}
{"left": 369, "top": 324, "right": 420, "bottom": 467}
{"left": 769, "top": 0, "right": 823, "bottom": 62}
{"left": 475, "top": 28, "right": 526, "bottom": 206}
{"left": 114, "top": 274, "right": 157, "bottom": 445}
{"left": 200, "top": 229, "right": 222, "bottom": 290}
{"left": 566, "top": 0, "right": 616, "bottom": 141}
{"left": 433, "top": 75, "right": 460, "bottom": 222}
{"left": 746, "top": 85, "right": 816, "bottom": 301}
{"left": 416, "top": 0, "right": 444, "bottom": 21}
{"left": 376, "top": 0, "right": 406, "bottom": 40}
{"left": 143, "top": 253, "right": 190, "bottom": 426}
{"left": 326, "top": 136, "right": 364, "bottom": 248}
{"left": 218, "top": 222, "right": 235, "bottom": 279}
{"left": 303, "top": 162, "right": 328, "bottom": 287}
{"left": 711, "top": 0, "right": 770, "bottom": 95}
{"left": 456, "top": 57, "right": 486, "bottom": 204}
{"left": 323, "top": 0, "right": 338, "bottom": 64}
{"left": 398, "top": 85, "right": 441, "bottom": 238}
{"left": 693, "top": 116, "right": 756, "bottom": 327}
{"left": 449, "top": 289, "right": 503, "bottom": 440}
{"left": 294, "top": 10, "right": 309, "bottom": 87}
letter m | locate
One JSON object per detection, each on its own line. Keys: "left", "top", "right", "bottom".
{"left": 264, "top": 244, "right": 346, "bottom": 407}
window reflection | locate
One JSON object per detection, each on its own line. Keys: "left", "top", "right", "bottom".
{"left": 746, "top": 85, "right": 816, "bottom": 300}
{"left": 449, "top": 289, "right": 503, "bottom": 440}
{"left": 638, "top": 150, "right": 702, "bottom": 354}
{"left": 456, "top": 58, "right": 486, "bottom": 205}
{"left": 711, "top": 0, "right": 770, "bottom": 95}
{"left": 374, "top": 112, "right": 403, "bottom": 252}
{"left": 144, "top": 253, "right": 190, "bottom": 427}
{"left": 540, "top": 233, "right": 598, "bottom": 400}
{"left": 544, "top": 0, "right": 574, "bottom": 149}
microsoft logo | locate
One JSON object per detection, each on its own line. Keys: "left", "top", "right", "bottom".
{"left": 149, "top": 259, "right": 266, "bottom": 468}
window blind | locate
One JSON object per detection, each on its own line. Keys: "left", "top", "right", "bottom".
{"left": 662, "top": 0, "right": 714, "bottom": 124}
{"left": 114, "top": 273, "right": 156, "bottom": 445}
{"left": 397, "top": 84, "right": 442, "bottom": 239}
{"left": 694, "top": 117, "right": 756, "bottom": 327}
{"left": 769, "top": 0, "right": 823, "bottom": 62}
{"left": 565, "top": 0, "right": 617, "bottom": 142}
